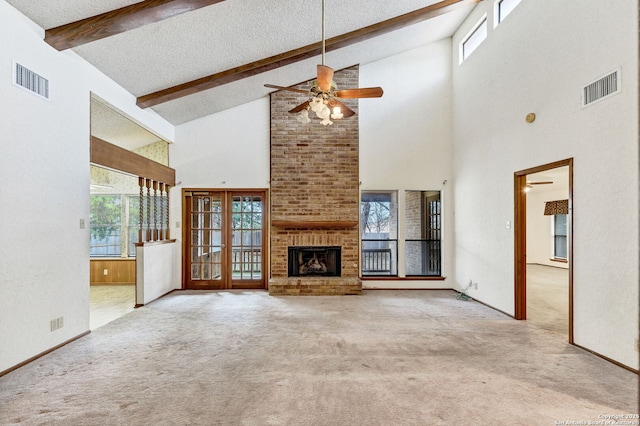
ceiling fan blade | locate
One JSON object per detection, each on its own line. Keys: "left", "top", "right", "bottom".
{"left": 334, "top": 87, "right": 384, "bottom": 98}
{"left": 289, "top": 100, "right": 311, "bottom": 114}
{"left": 327, "top": 99, "right": 355, "bottom": 118}
{"left": 527, "top": 181, "right": 554, "bottom": 185}
{"left": 264, "top": 84, "right": 310, "bottom": 95}
{"left": 317, "top": 65, "right": 334, "bottom": 92}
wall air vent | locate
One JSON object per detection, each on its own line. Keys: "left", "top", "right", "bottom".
{"left": 13, "top": 62, "right": 49, "bottom": 100}
{"left": 582, "top": 69, "right": 620, "bottom": 107}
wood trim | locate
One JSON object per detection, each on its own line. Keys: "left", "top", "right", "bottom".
{"left": 45, "top": 0, "right": 226, "bottom": 50}
{"left": 182, "top": 189, "right": 268, "bottom": 290}
{"left": 0, "top": 331, "right": 90, "bottom": 377}
{"left": 135, "top": 239, "right": 177, "bottom": 247}
{"left": 514, "top": 173, "right": 527, "bottom": 320}
{"left": 572, "top": 343, "right": 639, "bottom": 375}
{"left": 549, "top": 258, "right": 568, "bottom": 263}
{"left": 136, "top": 0, "right": 478, "bottom": 108}
{"left": 90, "top": 136, "right": 176, "bottom": 185}
{"left": 133, "top": 289, "right": 178, "bottom": 308}
{"left": 514, "top": 158, "right": 574, "bottom": 343}
{"left": 468, "top": 295, "right": 516, "bottom": 319}
{"left": 271, "top": 220, "right": 358, "bottom": 229}
{"left": 567, "top": 159, "right": 574, "bottom": 344}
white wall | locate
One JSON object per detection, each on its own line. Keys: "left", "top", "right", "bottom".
{"left": 136, "top": 243, "right": 176, "bottom": 305}
{"left": 526, "top": 187, "right": 569, "bottom": 269}
{"left": 170, "top": 99, "right": 271, "bottom": 284}
{"left": 451, "top": 0, "right": 638, "bottom": 368}
{"left": 0, "top": 0, "right": 174, "bottom": 373}
{"left": 360, "top": 40, "right": 454, "bottom": 288}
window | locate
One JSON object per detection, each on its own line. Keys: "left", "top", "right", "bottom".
{"left": 405, "top": 191, "right": 441, "bottom": 276}
{"left": 460, "top": 16, "right": 487, "bottom": 62}
{"left": 552, "top": 214, "right": 567, "bottom": 260}
{"left": 361, "top": 191, "right": 398, "bottom": 276}
{"left": 496, "top": 0, "right": 522, "bottom": 25}
{"left": 90, "top": 195, "right": 122, "bottom": 256}
{"left": 90, "top": 194, "right": 167, "bottom": 257}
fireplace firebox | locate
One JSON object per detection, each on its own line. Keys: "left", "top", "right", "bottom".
{"left": 288, "top": 246, "right": 341, "bottom": 277}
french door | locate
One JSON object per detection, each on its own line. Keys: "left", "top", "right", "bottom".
{"left": 183, "top": 190, "right": 266, "bottom": 290}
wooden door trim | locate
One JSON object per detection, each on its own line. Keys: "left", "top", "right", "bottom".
{"left": 514, "top": 158, "right": 573, "bottom": 343}
{"left": 182, "top": 189, "right": 268, "bottom": 290}
{"left": 225, "top": 191, "right": 269, "bottom": 289}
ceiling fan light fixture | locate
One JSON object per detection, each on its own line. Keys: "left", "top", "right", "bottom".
{"left": 297, "top": 108, "right": 311, "bottom": 123}
{"left": 309, "top": 96, "right": 325, "bottom": 113}
{"left": 264, "top": 0, "right": 382, "bottom": 126}
{"left": 316, "top": 104, "right": 333, "bottom": 125}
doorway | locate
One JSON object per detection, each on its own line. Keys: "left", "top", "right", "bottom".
{"left": 183, "top": 190, "right": 267, "bottom": 290}
{"left": 514, "top": 159, "right": 573, "bottom": 342}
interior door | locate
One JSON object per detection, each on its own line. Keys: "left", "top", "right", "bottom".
{"left": 184, "top": 190, "right": 266, "bottom": 290}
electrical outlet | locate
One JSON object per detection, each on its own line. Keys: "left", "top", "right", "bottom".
{"left": 50, "top": 317, "right": 64, "bottom": 332}
{"left": 103, "top": 269, "right": 108, "bottom": 276}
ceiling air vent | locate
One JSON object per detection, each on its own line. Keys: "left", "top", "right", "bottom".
{"left": 582, "top": 69, "right": 620, "bottom": 107}
{"left": 13, "top": 62, "right": 49, "bottom": 100}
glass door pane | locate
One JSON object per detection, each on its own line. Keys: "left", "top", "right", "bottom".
{"left": 187, "top": 194, "right": 224, "bottom": 288}
{"left": 230, "top": 194, "right": 263, "bottom": 283}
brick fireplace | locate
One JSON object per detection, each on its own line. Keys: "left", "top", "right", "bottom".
{"left": 269, "top": 65, "right": 362, "bottom": 295}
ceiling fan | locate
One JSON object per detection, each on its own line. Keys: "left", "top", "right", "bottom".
{"left": 264, "top": 0, "right": 383, "bottom": 125}
{"left": 525, "top": 180, "right": 553, "bottom": 190}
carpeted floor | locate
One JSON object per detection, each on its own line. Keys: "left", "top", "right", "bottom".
{"left": 0, "top": 290, "right": 636, "bottom": 425}
{"left": 527, "top": 264, "right": 569, "bottom": 335}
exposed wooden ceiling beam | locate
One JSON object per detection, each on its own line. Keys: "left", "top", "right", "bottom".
{"left": 136, "top": 0, "right": 479, "bottom": 108}
{"left": 45, "top": 0, "right": 226, "bottom": 51}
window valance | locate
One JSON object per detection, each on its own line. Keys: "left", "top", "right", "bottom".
{"left": 544, "top": 199, "right": 569, "bottom": 215}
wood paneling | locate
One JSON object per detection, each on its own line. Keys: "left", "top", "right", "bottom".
{"left": 136, "top": 0, "right": 478, "bottom": 108}
{"left": 45, "top": 0, "right": 226, "bottom": 50}
{"left": 90, "top": 259, "right": 136, "bottom": 285}
{"left": 90, "top": 136, "right": 175, "bottom": 186}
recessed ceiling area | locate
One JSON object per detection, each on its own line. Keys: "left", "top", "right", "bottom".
{"left": 90, "top": 96, "right": 165, "bottom": 151}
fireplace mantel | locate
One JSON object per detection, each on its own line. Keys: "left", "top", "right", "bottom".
{"left": 271, "top": 220, "right": 358, "bottom": 229}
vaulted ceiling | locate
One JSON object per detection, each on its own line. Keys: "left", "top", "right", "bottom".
{"left": 7, "top": 0, "right": 478, "bottom": 126}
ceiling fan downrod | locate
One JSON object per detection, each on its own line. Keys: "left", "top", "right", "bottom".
{"left": 321, "top": 0, "right": 326, "bottom": 66}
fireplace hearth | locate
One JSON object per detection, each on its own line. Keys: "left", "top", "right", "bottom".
{"left": 288, "top": 246, "right": 341, "bottom": 277}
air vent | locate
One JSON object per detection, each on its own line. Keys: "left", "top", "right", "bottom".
{"left": 582, "top": 69, "right": 620, "bottom": 107}
{"left": 13, "top": 62, "right": 49, "bottom": 100}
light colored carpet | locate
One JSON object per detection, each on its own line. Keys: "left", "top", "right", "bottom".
{"left": 0, "top": 290, "right": 636, "bottom": 425}
{"left": 526, "top": 264, "right": 569, "bottom": 335}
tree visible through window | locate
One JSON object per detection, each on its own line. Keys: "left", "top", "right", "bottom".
{"left": 90, "top": 194, "right": 166, "bottom": 257}
{"left": 361, "top": 191, "right": 397, "bottom": 276}
{"left": 90, "top": 195, "right": 122, "bottom": 256}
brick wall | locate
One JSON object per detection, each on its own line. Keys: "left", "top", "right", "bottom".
{"left": 269, "top": 65, "right": 362, "bottom": 295}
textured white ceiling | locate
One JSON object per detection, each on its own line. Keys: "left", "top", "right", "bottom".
{"left": 91, "top": 98, "right": 163, "bottom": 150}
{"left": 8, "top": 0, "right": 478, "bottom": 126}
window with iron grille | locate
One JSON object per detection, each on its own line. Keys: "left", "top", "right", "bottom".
{"left": 405, "top": 191, "right": 442, "bottom": 276}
